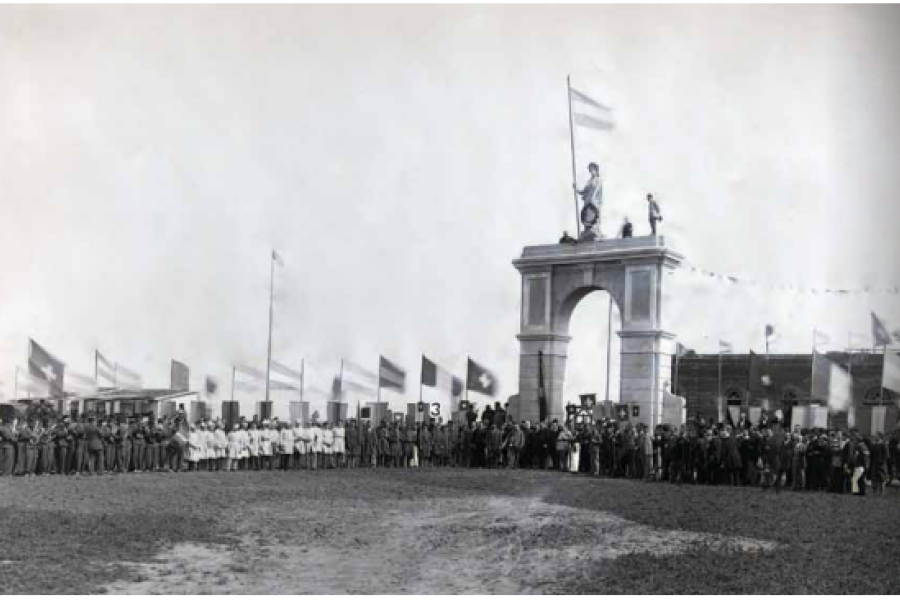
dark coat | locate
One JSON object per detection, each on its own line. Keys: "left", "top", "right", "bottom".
{"left": 721, "top": 436, "right": 742, "bottom": 470}
{"left": 83, "top": 424, "right": 104, "bottom": 452}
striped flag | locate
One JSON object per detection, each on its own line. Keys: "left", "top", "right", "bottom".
{"left": 335, "top": 360, "right": 377, "bottom": 402}
{"left": 115, "top": 363, "right": 142, "bottom": 388}
{"left": 270, "top": 359, "right": 302, "bottom": 391}
{"left": 378, "top": 356, "right": 406, "bottom": 393}
{"left": 65, "top": 370, "right": 98, "bottom": 394}
{"left": 813, "top": 330, "right": 830, "bottom": 348}
{"left": 570, "top": 87, "right": 614, "bottom": 131}
{"left": 421, "top": 355, "right": 456, "bottom": 390}
{"left": 16, "top": 367, "right": 48, "bottom": 396}
{"left": 234, "top": 364, "right": 265, "bottom": 392}
{"left": 170, "top": 360, "right": 190, "bottom": 391}
{"left": 719, "top": 340, "right": 733, "bottom": 354}
{"left": 96, "top": 351, "right": 115, "bottom": 386}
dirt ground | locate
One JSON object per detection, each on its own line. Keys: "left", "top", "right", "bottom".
{"left": 1, "top": 468, "right": 898, "bottom": 594}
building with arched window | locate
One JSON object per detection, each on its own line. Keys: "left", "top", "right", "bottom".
{"left": 673, "top": 351, "right": 897, "bottom": 433}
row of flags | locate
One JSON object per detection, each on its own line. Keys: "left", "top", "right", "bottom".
{"left": 714, "top": 312, "right": 900, "bottom": 357}
{"left": 676, "top": 260, "right": 900, "bottom": 296}
{"left": 6, "top": 339, "right": 188, "bottom": 399}
{"left": 229, "top": 355, "right": 497, "bottom": 404}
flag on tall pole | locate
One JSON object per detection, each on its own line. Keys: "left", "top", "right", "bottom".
{"left": 95, "top": 350, "right": 116, "bottom": 387}
{"left": 717, "top": 340, "right": 732, "bottom": 423}
{"left": 566, "top": 77, "right": 614, "bottom": 236}
{"left": 170, "top": 360, "right": 190, "bottom": 391}
{"left": 115, "top": 363, "right": 142, "bottom": 388}
{"left": 764, "top": 324, "right": 777, "bottom": 355}
{"left": 28, "top": 339, "right": 65, "bottom": 397}
{"left": 378, "top": 356, "right": 406, "bottom": 393}
{"left": 65, "top": 371, "right": 98, "bottom": 394}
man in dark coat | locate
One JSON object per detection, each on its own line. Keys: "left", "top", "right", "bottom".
{"left": 721, "top": 429, "right": 743, "bottom": 486}
{"left": 83, "top": 416, "right": 104, "bottom": 475}
{"left": 71, "top": 417, "right": 87, "bottom": 475}
{"left": 471, "top": 422, "right": 486, "bottom": 468}
{"left": 459, "top": 422, "right": 473, "bottom": 468}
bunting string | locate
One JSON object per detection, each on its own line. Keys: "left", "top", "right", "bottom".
{"left": 670, "top": 260, "right": 900, "bottom": 296}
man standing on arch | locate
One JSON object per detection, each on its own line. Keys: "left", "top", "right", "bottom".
{"left": 647, "top": 193, "right": 663, "bottom": 236}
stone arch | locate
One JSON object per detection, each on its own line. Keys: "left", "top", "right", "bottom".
{"left": 513, "top": 238, "right": 683, "bottom": 426}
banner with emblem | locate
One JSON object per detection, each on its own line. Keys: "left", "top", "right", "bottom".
{"left": 466, "top": 358, "right": 497, "bottom": 397}
{"left": 28, "top": 338, "right": 65, "bottom": 397}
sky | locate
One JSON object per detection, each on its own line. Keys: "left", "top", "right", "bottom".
{"left": 1, "top": 5, "right": 899, "bottom": 417}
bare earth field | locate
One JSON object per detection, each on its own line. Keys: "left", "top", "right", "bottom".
{"left": 1, "top": 468, "right": 898, "bottom": 594}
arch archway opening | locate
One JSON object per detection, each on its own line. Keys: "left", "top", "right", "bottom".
{"left": 563, "top": 289, "right": 622, "bottom": 412}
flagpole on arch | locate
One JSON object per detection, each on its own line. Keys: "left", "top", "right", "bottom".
{"left": 567, "top": 75, "right": 581, "bottom": 237}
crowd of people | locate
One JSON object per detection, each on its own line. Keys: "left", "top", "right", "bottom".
{"left": 1, "top": 404, "right": 898, "bottom": 498}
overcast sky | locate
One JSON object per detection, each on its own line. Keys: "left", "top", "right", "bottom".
{"left": 2, "top": 5, "right": 899, "bottom": 416}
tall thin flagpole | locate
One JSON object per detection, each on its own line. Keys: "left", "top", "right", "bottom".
{"left": 231, "top": 366, "right": 235, "bottom": 401}
{"left": 265, "top": 251, "right": 276, "bottom": 404}
{"left": 567, "top": 75, "right": 581, "bottom": 237}
{"left": 465, "top": 356, "right": 469, "bottom": 405}
{"left": 810, "top": 328, "right": 816, "bottom": 399}
{"left": 14, "top": 366, "right": 18, "bottom": 400}
{"left": 300, "top": 359, "right": 305, "bottom": 404}
{"left": 339, "top": 359, "right": 345, "bottom": 424}
{"left": 419, "top": 355, "right": 423, "bottom": 407}
{"left": 605, "top": 296, "right": 612, "bottom": 404}
{"left": 718, "top": 349, "right": 723, "bottom": 424}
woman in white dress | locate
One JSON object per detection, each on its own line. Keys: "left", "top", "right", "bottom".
{"left": 333, "top": 420, "right": 346, "bottom": 468}
{"left": 187, "top": 424, "right": 203, "bottom": 471}
{"left": 321, "top": 422, "right": 335, "bottom": 469}
{"left": 213, "top": 422, "right": 228, "bottom": 472}
{"left": 235, "top": 421, "right": 250, "bottom": 471}
{"left": 294, "top": 419, "right": 306, "bottom": 469}
{"left": 247, "top": 422, "right": 260, "bottom": 471}
{"left": 309, "top": 420, "right": 322, "bottom": 470}
{"left": 226, "top": 424, "right": 241, "bottom": 471}
{"left": 200, "top": 422, "right": 214, "bottom": 471}
{"left": 258, "top": 420, "right": 273, "bottom": 470}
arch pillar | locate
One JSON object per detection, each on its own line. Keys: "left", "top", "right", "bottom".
{"left": 513, "top": 237, "right": 684, "bottom": 428}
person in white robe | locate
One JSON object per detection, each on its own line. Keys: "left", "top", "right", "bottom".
{"left": 309, "top": 420, "right": 323, "bottom": 470}
{"left": 333, "top": 420, "right": 346, "bottom": 468}
{"left": 247, "top": 422, "right": 260, "bottom": 471}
